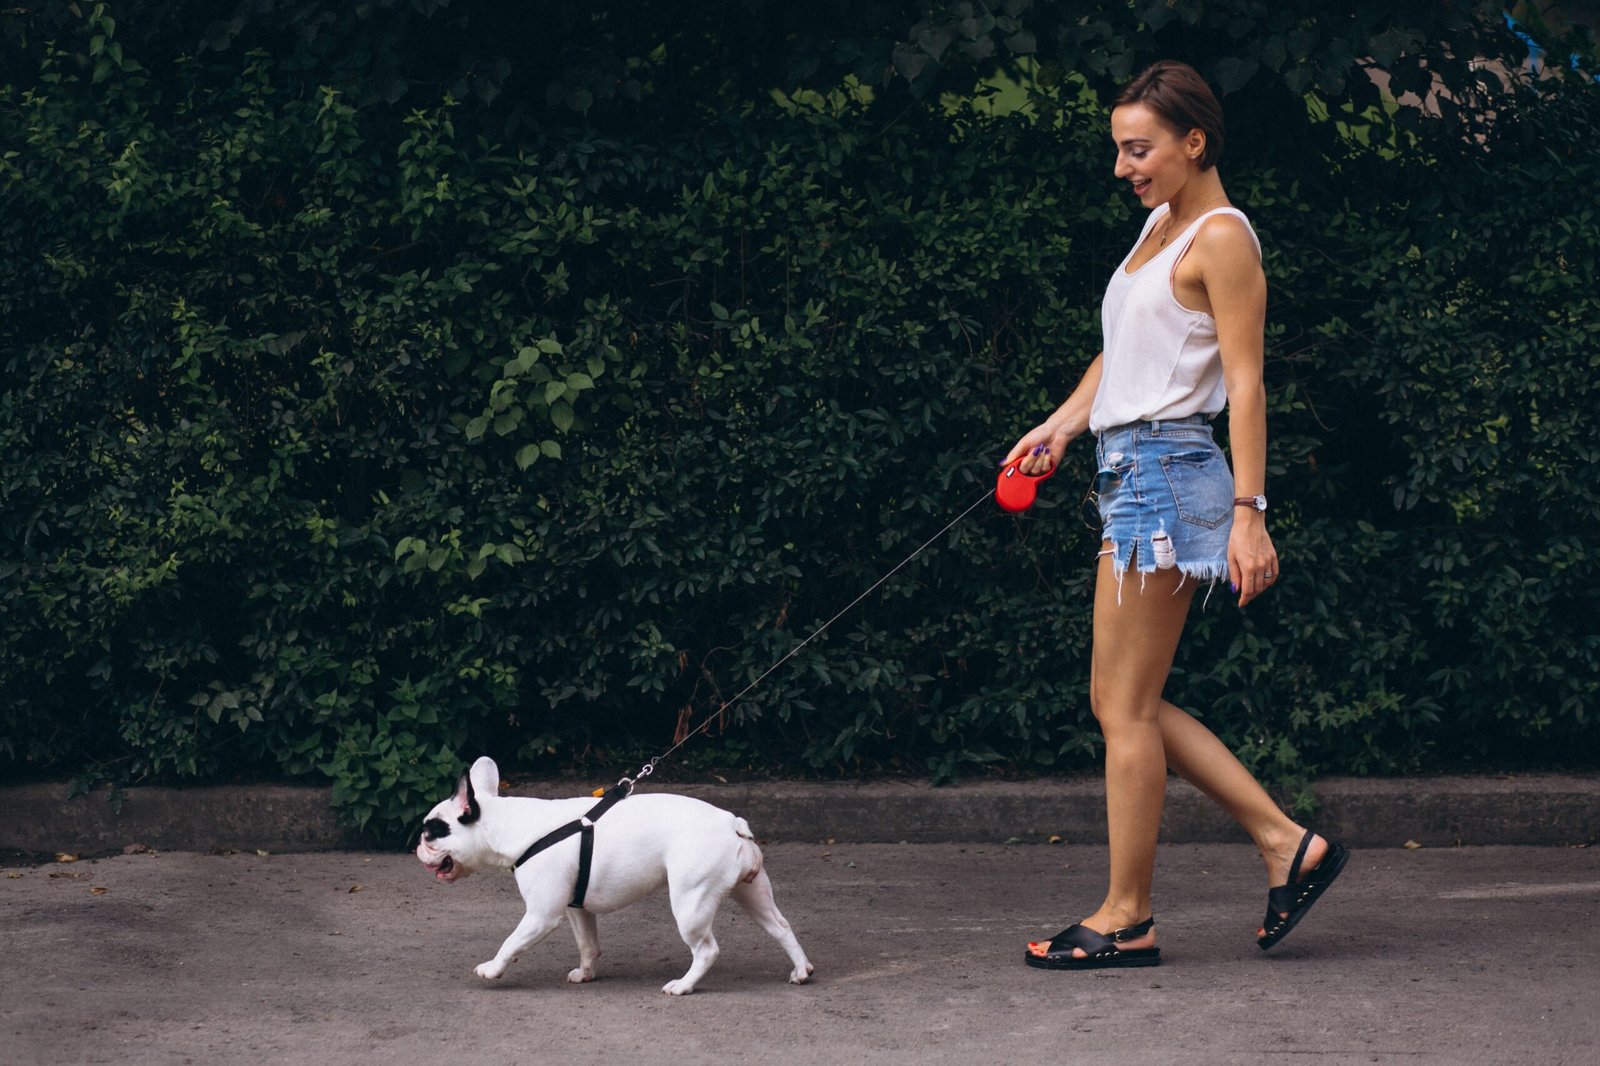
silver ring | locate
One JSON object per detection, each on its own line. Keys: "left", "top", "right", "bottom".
{"left": 1264, "top": 572, "right": 1275, "bottom": 581}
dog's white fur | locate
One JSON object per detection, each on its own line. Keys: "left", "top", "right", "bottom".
{"left": 416, "top": 756, "right": 814, "bottom": 995}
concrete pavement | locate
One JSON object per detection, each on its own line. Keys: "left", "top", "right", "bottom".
{"left": 3, "top": 773, "right": 1596, "bottom": 1064}
{"left": 3, "top": 841, "right": 1597, "bottom": 1065}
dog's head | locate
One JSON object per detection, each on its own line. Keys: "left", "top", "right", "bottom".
{"left": 415, "top": 756, "right": 501, "bottom": 882}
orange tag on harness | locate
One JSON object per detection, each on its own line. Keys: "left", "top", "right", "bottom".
{"left": 592, "top": 787, "right": 606, "bottom": 798}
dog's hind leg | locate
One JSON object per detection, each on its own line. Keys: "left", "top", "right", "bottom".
{"left": 476, "top": 909, "right": 563, "bottom": 981}
{"left": 661, "top": 882, "right": 723, "bottom": 995}
{"left": 731, "top": 866, "right": 814, "bottom": 985}
{"left": 566, "top": 908, "right": 601, "bottom": 984}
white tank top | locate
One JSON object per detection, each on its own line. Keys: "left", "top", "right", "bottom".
{"left": 1088, "top": 204, "right": 1261, "bottom": 434}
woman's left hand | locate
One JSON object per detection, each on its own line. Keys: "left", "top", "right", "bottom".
{"left": 1228, "top": 513, "right": 1278, "bottom": 607}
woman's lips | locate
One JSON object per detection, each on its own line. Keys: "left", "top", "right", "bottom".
{"left": 1132, "top": 179, "right": 1152, "bottom": 196}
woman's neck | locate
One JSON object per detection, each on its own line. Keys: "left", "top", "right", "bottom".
{"left": 1164, "top": 178, "right": 1229, "bottom": 227}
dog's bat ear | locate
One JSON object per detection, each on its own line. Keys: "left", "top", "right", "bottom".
{"left": 468, "top": 756, "right": 501, "bottom": 799}
{"left": 455, "top": 774, "right": 481, "bottom": 824}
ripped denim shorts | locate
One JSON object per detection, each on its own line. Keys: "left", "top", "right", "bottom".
{"left": 1091, "top": 415, "right": 1233, "bottom": 595}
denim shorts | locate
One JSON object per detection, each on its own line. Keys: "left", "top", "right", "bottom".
{"left": 1091, "top": 415, "right": 1233, "bottom": 593}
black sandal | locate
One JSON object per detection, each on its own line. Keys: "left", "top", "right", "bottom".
{"left": 1024, "top": 916, "right": 1161, "bottom": 970}
{"left": 1257, "top": 831, "right": 1349, "bottom": 950}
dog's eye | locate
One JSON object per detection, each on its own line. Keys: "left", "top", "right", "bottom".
{"left": 422, "top": 817, "right": 452, "bottom": 841}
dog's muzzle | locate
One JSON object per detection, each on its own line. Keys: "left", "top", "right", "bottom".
{"left": 417, "top": 842, "right": 466, "bottom": 883}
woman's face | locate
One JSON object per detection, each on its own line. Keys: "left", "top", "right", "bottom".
{"left": 1110, "top": 103, "right": 1200, "bottom": 208}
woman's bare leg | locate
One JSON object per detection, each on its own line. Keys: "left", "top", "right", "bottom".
{"left": 1030, "top": 547, "right": 1193, "bottom": 958}
{"left": 1155, "top": 699, "right": 1329, "bottom": 931}
{"left": 1028, "top": 550, "right": 1334, "bottom": 959}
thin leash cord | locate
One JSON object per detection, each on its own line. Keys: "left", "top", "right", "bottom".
{"left": 626, "top": 483, "right": 996, "bottom": 786}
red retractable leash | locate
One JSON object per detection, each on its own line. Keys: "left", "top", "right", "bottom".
{"left": 995, "top": 454, "right": 1057, "bottom": 513}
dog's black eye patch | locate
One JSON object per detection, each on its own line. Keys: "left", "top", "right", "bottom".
{"left": 422, "top": 817, "right": 451, "bottom": 841}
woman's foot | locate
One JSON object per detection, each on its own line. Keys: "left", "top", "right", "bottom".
{"left": 1256, "top": 828, "right": 1349, "bottom": 948}
{"left": 1257, "top": 826, "right": 1328, "bottom": 936}
{"left": 1030, "top": 902, "right": 1158, "bottom": 960}
{"left": 1261, "top": 825, "right": 1326, "bottom": 883}
{"left": 1029, "top": 908, "right": 1158, "bottom": 958}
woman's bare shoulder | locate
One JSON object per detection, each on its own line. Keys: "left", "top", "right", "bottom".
{"left": 1193, "top": 210, "right": 1258, "bottom": 251}
{"left": 1190, "top": 211, "right": 1263, "bottom": 279}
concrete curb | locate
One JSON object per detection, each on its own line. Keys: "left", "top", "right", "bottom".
{"left": 4, "top": 773, "right": 1596, "bottom": 854}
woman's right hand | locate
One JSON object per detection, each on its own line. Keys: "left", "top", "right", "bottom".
{"left": 1002, "top": 421, "right": 1071, "bottom": 476}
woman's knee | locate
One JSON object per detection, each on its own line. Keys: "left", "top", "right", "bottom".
{"left": 1089, "top": 683, "right": 1160, "bottom": 730}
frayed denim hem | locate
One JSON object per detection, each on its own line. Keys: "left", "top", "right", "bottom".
{"left": 1101, "top": 541, "right": 1229, "bottom": 607}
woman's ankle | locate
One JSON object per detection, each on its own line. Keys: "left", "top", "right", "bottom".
{"left": 1253, "top": 820, "right": 1308, "bottom": 861}
{"left": 1091, "top": 901, "right": 1154, "bottom": 931}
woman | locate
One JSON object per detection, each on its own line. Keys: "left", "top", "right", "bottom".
{"left": 1003, "top": 60, "right": 1347, "bottom": 969}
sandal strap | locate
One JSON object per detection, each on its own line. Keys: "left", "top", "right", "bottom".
{"left": 1043, "top": 924, "right": 1115, "bottom": 958}
{"left": 1265, "top": 831, "right": 1317, "bottom": 916}
{"left": 1042, "top": 917, "right": 1155, "bottom": 958}
{"left": 1112, "top": 916, "right": 1155, "bottom": 942}
{"left": 1265, "top": 883, "right": 1296, "bottom": 916}
{"left": 1285, "top": 830, "right": 1314, "bottom": 885}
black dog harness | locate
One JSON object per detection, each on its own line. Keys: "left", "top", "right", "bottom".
{"left": 512, "top": 781, "right": 631, "bottom": 909}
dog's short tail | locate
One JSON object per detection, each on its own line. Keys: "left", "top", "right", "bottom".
{"left": 734, "top": 817, "right": 764, "bottom": 883}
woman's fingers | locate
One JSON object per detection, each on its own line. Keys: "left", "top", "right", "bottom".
{"left": 1004, "top": 436, "right": 1057, "bottom": 475}
{"left": 1229, "top": 539, "right": 1278, "bottom": 607}
{"left": 1019, "top": 444, "right": 1055, "bottom": 475}
{"left": 1236, "top": 557, "right": 1279, "bottom": 607}
{"left": 1002, "top": 433, "right": 1045, "bottom": 468}
{"left": 1004, "top": 424, "right": 1070, "bottom": 473}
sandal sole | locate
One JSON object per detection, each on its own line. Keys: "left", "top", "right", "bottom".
{"left": 1024, "top": 949, "right": 1161, "bottom": 971}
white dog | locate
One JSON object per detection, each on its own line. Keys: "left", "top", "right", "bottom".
{"left": 416, "top": 756, "right": 814, "bottom": 995}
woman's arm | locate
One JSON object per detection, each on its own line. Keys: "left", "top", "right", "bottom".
{"left": 1196, "top": 218, "right": 1278, "bottom": 606}
{"left": 1003, "top": 353, "right": 1104, "bottom": 475}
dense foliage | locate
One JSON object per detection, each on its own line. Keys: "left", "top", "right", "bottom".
{"left": 3, "top": 1, "right": 1596, "bottom": 836}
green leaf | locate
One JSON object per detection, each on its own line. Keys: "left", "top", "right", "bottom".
{"left": 550, "top": 400, "right": 574, "bottom": 433}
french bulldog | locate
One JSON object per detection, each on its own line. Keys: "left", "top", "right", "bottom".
{"left": 416, "top": 756, "right": 815, "bottom": 995}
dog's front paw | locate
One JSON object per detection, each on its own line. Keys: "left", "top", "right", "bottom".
{"left": 566, "top": 966, "right": 595, "bottom": 984}
{"left": 660, "top": 978, "right": 697, "bottom": 996}
{"left": 475, "top": 959, "right": 508, "bottom": 980}
{"left": 789, "top": 963, "right": 815, "bottom": 985}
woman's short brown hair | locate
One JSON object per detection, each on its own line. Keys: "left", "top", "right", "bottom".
{"left": 1112, "top": 60, "right": 1226, "bottom": 170}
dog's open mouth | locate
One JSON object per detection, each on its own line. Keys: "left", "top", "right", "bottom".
{"left": 428, "top": 855, "right": 461, "bottom": 883}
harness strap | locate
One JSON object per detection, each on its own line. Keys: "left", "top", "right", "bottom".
{"left": 571, "top": 820, "right": 596, "bottom": 908}
{"left": 513, "top": 782, "right": 631, "bottom": 909}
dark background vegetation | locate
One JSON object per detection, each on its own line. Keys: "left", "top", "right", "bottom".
{"left": 3, "top": 1, "right": 1596, "bottom": 836}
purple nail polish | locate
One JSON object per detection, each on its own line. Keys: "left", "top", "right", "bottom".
{"left": 1230, "top": 582, "right": 1239, "bottom": 593}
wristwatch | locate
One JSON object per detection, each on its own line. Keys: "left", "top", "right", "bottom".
{"left": 1233, "top": 494, "right": 1268, "bottom": 512}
